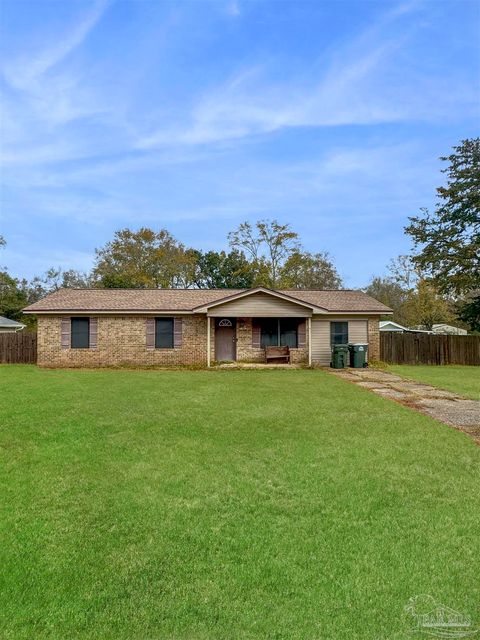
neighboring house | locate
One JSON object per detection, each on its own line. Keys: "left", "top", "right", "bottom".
{"left": 431, "top": 323, "right": 467, "bottom": 336}
{"left": 0, "top": 316, "right": 25, "bottom": 333}
{"left": 379, "top": 320, "right": 408, "bottom": 332}
{"left": 409, "top": 323, "right": 467, "bottom": 335}
{"left": 22, "top": 287, "right": 392, "bottom": 367}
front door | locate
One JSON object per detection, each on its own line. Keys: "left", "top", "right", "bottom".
{"left": 215, "top": 318, "right": 236, "bottom": 361}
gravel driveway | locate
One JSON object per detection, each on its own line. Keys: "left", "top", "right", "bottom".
{"left": 329, "top": 368, "right": 480, "bottom": 444}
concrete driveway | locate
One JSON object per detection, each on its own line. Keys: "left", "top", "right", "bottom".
{"left": 329, "top": 367, "right": 480, "bottom": 444}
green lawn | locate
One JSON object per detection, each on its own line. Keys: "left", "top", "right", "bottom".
{"left": 388, "top": 364, "right": 480, "bottom": 400}
{"left": 1, "top": 366, "right": 479, "bottom": 640}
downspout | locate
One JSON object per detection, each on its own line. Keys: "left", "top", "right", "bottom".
{"left": 207, "top": 316, "right": 211, "bottom": 367}
{"left": 308, "top": 317, "right": 312, "bottom": 366}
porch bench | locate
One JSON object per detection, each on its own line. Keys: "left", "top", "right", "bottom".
{"left": 265, "top": 345, "right": 290, "bottom": 364}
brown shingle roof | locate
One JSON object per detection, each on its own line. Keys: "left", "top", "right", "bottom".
{"left": 279, "top": 290, "right": 392, "bottom": 312}
{"left": 23, "top": 287, "right": 392, "bottom": 314}
{"left": 23, "top": 288, "right": 242, "bottom": 312}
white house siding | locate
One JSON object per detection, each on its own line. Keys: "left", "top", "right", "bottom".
{"left": 311, "top": 317, "right": 368, "bottom": 365}
{"left": 311, "top": 319, "right": 330, "bottom": 365}
{"left": 349, "top": 320, "right": 368, "bottom": 345}
{"left": 207, "top": 292, "right": 312, "bottom": 318}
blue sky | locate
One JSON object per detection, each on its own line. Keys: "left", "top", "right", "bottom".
{"left": 1, "top": 0, "right": 479, "bottom": 287}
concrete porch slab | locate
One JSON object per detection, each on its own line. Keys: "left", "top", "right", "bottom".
{"left": 212, "top": 362, "right": 304, "bottom": 369}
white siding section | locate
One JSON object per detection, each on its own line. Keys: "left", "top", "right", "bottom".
{"left": 311, "top": 318, "right": 368, "bottom": 364}
{"left": 208, "top": 292, "right": 311, "bottom": 318}
{"left": 311, "top": 319, "right": 330, "bottom": 365}
{"left": 349, "top": 320, "right": 368, "bottom": 346}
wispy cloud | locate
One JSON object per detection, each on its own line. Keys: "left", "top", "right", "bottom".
{"left": 3, "top": 140, "right": 425, "bottom": 222}
{"left": 226, "top": 1, "right": 241, "bottom": 18}
{"left": 0, "top": 0, "right": 113, "bottom": 157}
{"left": 137, "top": 0, "right": 474, "bottom": 149}
{"left": 1, "top": 0, "right": 478, "bottom": 284}
{"left": 3, "top": 0, "right": 111, "bottom": 91}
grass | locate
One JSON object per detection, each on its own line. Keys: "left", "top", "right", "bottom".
{"left": 387, "top": 364, "right": 480, "bottom": 400}
{"left": 1, "top": 366, "right": 479, "bottom": 640}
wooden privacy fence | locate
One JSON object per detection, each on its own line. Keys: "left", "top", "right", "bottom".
{"left": 0, "top": 332, "right": 37, "bottom": 364}
{"left": 380, "top": 332, "right": 480, "bottom": 365}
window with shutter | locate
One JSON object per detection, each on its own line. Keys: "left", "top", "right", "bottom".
{"left": 71, "top": 317, "right": 90, "bottom": 348}
{"left": 155, "top": 318, "right": 174, "bottom": 348}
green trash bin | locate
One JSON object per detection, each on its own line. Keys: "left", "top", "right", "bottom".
{"left": 349, "top": 343, "right": 368, "bottom": 368}
{"left": 331, "top": 344, "right": 349, "bottom": 369}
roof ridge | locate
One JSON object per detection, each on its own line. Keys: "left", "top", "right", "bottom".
{"left": 53, "top": 287, "right": 364, "bottom": 292}
{"left": 55, "top": 287, "right": 247, "bottom": 292}
{"left": 281, "top": 288, "right": 362, "bottom": 292}
{"left": 22, "top": 287, "right": 393, "bottom": 314}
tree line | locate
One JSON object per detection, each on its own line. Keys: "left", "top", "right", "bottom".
{"left": 1, "top": 138, "right": 478, "bottom": 331}
{"left": 0, "top": 221, "right": 342, "bottom": 328}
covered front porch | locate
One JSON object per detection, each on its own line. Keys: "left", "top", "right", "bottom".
{"left": 207, "top": 316, "right": 312, "bottom": 366}
{"left": 192, "top": 287, "right": 323, "bottom": 367}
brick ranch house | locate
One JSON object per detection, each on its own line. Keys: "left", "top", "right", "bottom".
{"left": 23, "top": 287, "right": 392, "bottom": 367}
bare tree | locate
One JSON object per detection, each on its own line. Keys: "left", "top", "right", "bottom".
{"left": 387, "top": 254, "right": 422, "bottom": 290}
{"left": 228, "top": 220, "right": 299, "bottom": 287}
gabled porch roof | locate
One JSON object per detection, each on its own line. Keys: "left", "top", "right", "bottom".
{"left": 192, "top": 286, "right": 328, "bottom": 315}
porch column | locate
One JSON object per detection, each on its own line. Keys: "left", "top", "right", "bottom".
{"left": 207, "top": 316, "right": 211, "bottom": 367}
{"left": 307, "top": 317, "right": 312, "bottom": 366}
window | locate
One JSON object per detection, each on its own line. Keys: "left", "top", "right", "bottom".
{"left": 71, "top": 317, "right": 90, "bottom": 349}
{"left": 330, "top": 321, "right": 348, "bottom": 345}
{"left": 280, "top": 319, "right": 299, "bottom": 348}
{"left": 155, "top": 318, "right": 174, "bottom": 348}
{"left": 260, "top": 319, "right": 279, "bottom": 347}
{"left": 260, "top": 319, "right": 299, "bottom": 348}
